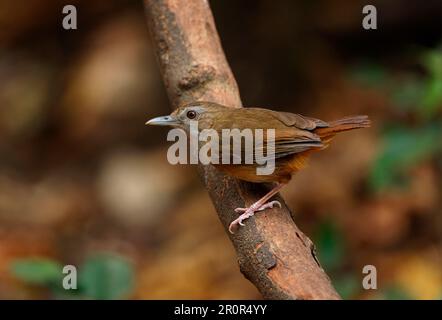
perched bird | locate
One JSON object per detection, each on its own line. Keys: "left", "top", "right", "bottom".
{"left": 146, "top": 101, "right": 370, "bottom": 233}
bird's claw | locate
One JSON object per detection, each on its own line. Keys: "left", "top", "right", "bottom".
{"left": 257, "top": 200, "right": 281, "bottom": 211}
{"left": 229, "top": 200, "right": 282, "bottom": 233}
{"left": 229, "top": 215, "right": 250, "bottom": 233}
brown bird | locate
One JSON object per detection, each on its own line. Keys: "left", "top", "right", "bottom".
{"left": 146, "top": 101, "right": 370, "bottom": 233}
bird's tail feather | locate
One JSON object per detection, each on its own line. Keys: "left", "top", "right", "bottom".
{"left": 315, "top": 115, "right": 370, "bottom": 138}
{"left": 329, "top": 115, "right": 371, "bottom": 129}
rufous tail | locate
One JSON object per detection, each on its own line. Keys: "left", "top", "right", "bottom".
{"left": 314, "top": 115, "right": 370, "bottom": 143}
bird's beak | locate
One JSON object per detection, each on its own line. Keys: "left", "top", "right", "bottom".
{"left": 145, "top": 115, "right": 180, "bottom": 126}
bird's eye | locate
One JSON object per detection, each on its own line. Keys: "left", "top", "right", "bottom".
{"left": 186, "top": 110, "right": 197, "bottom": 119}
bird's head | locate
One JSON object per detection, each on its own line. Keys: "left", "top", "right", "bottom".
{"left": 145, "top": 101, "right": 229, "bottom": 131}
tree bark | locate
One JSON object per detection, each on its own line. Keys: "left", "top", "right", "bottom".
{"left": 144, "top": 0, "right": 341, "bottom": 300}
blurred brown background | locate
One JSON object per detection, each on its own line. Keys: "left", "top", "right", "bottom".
{"left": 0, "top": 0, "right": 441, "bottom": 299}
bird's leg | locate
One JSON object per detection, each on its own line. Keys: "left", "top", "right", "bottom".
{"left": 229, "top": 183, "right": 286, "bottom": 233}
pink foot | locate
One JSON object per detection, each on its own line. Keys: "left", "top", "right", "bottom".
{"left": 229, "top": 200, "right": 281, "bottom": 233}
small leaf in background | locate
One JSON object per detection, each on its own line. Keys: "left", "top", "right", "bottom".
{"left": 11, "top": 258, "right": 63, "bottom": 286}
{"left": 370, "top": 123, "right": 442, "bottom": 192}
{"left": 314, "top": 220, "right": 345, "bottom": 272}
{"left": 79, "top": 253, "right": 134, "bottom": 300}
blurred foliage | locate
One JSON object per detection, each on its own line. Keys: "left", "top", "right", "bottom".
{"left": 350, "top": 48, "right": 442, "bottom": 119}
{"left": 314, "top": 220, "right": 442, "bottom": 300}
{"left": 391, "top": 50, "right": 442, "bottom": 119}
{"left": 370, "top": 124, "right": 442, "bottom": 191}
{"left": 343, "top": 48, "right": 442, "bottom": 299}
{"left": 333, "top": 276, "right": 360, "bottom": 300}
{"left": 12, "top": 258, "right": 63, "bottom": 287}
{"left": 420, "top": 50, "right": 442, "bottom": 117}
{"left": 79, "top": 254, "right": 134, "bottom": 300}
{"left": 11, "top": 258, "right": 73, "bottom": 298}
{"left": 351, "top": 48, "right": 442, "bottom": 192}
{"left": 11, "top": 253, "right": 134, "bottom": 300}
{"left": 314, "top": 220, "right": 360, "bottom": 299}
{"left": 390, "top": 76, "right": 426, "bottom": 113}
{"left": 314, "top": 220, "right": 344, "bottom": 272}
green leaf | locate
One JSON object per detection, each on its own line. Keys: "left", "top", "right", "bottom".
{"left": 314, "top": 220, "right": 345, "bottom": 272}
{"left": 79, "top": 253, "right": 134, "bottom": 300}
{"left": 11, "top": 258, "right": 63, "bottom": 285}
{"left": 370, "top": 123, "right": 442, "bottom": 192}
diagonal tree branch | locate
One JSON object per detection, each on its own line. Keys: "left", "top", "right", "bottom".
{"left": 144, "top": 0, "right": 340, "bottom": 300}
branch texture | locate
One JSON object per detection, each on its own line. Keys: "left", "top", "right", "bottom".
{"left": 144, "top": 0, "right": 340, "bottom": 300}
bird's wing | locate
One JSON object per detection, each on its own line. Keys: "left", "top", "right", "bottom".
{"left": 270, "top": 111, "right": 329, "bottom": 130}
{"left": 259, "top": 110, "right": 327, "bottom": 160}
{"left": 220, "top": 138, "right": 322, "bottom": 163}
{"left": 214, "top": 108, "right": 329, "bottom": 163}
{"left": 254, "top": 129, "right": 323, "bottom": 161}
